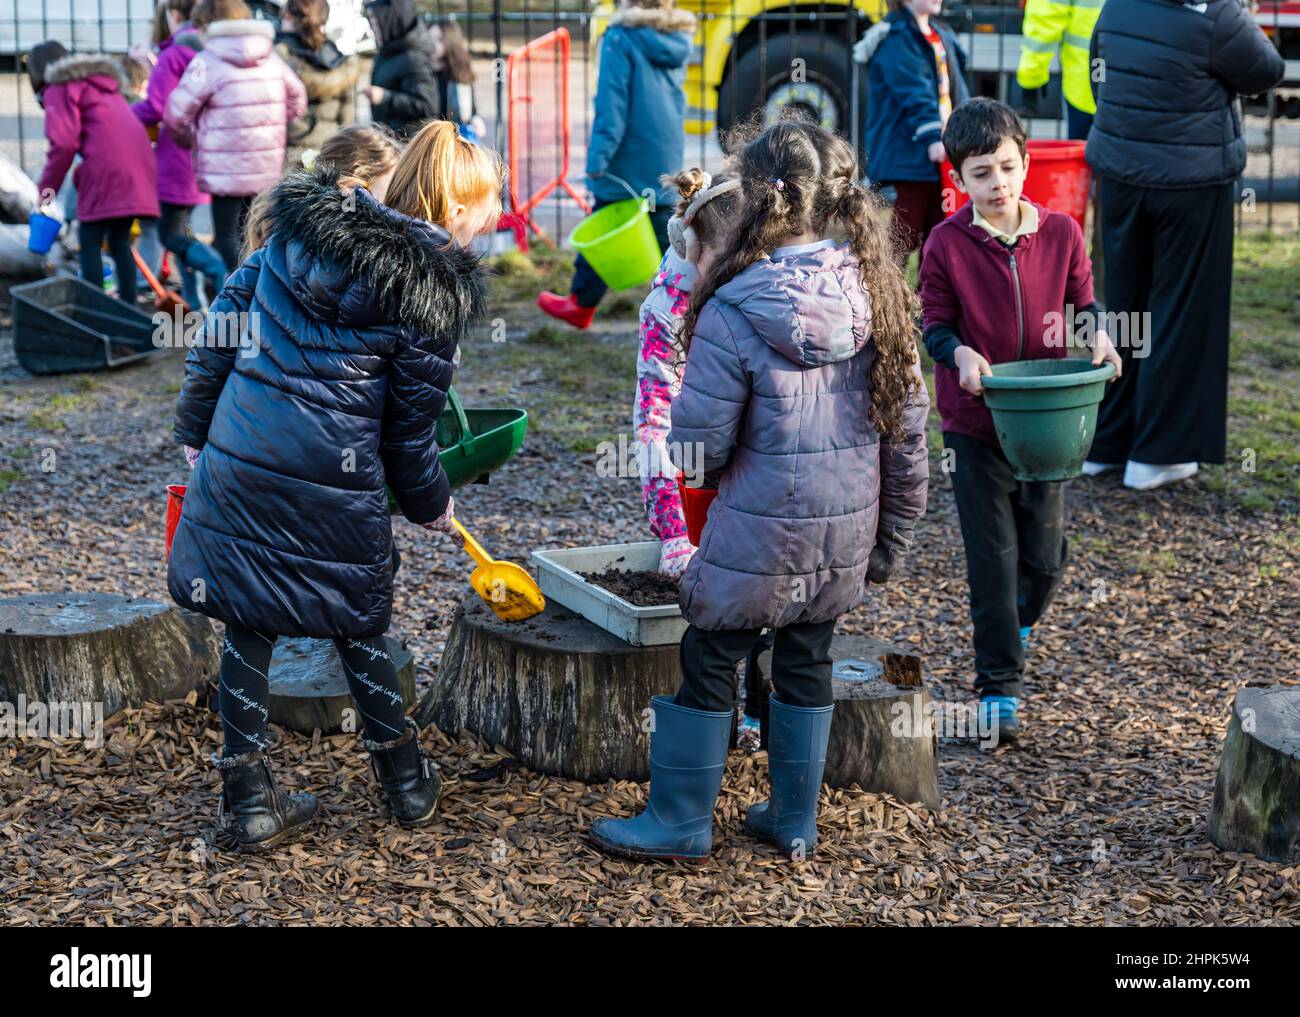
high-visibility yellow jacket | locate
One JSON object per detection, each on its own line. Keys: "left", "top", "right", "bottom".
{"left": 1016, "top": 0, "right": 1105, "bottom": 115}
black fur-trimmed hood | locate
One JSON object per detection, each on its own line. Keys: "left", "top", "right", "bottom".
{"left": 267, "top": 169, "right": 488, "bottom": 342}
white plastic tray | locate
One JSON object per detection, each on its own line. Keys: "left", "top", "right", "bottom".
{"left": 530, "top": 541, "right": 687, "bottom": 647}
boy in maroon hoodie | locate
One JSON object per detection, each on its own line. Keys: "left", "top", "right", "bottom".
{"left": 919, "top": 99, "right": 1120, "bottom": 744}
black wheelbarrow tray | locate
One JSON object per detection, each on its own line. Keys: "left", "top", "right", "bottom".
{"left": 11, "top": 275, "right": 163, "bottom": 375}
{"left": 386, "top": 387, "right": 528, "bottom": 512}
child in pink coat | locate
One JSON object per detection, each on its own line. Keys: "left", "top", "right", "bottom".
{"left": 164, "top": 0, "right": 306, "bottom": 274}
{"left": 29, "top": 41, "right": 160, "bottom": 304}
{"left": 634, "top": 167, "right": 740, "bottom": 578}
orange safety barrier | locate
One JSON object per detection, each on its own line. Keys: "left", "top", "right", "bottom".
{"left": 506, "top": 27, "right": 590, "bottom": 250}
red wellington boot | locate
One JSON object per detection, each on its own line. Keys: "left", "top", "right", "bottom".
{"left": 537, "top": 290, "right": 596, "bottom": 329}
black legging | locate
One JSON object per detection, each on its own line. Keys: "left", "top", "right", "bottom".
{"left": 210, "top": 194, "right": 254, "bottom": 275}
{"left": 218, "top": 625, "right": 409, "bottom": 756}
{"left": 79, "top": 217, "right": 140, "bottom": 305}
{"left": 158, "top": 201, "right": 194, "bottom": 258}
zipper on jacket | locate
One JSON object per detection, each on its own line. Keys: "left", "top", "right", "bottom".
{"left": 1008, "top": 249, "right": 1025, "bottom": 361}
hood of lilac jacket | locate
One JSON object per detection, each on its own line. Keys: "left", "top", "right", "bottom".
{"left": 667, "top": 241, "right": 930, "bottom": 631}
{"left": 133, "top": 24, "right": 206, "bottom": 206}
{"left": 36, "top": 54, "right": 160, "bottom": 222}
{"left": 163, "top": 19, "right": 307, "bottom": 197}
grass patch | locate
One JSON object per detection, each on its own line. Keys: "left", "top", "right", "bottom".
{"left": 0, "top": 468, "right": 20, "bottom": 494}
{"left": 487, "top": 245, "right": 574, "bottom": 305}
{"left": 462, "top": 326, "right": 635, "bottom": 455}
{"left": 26, "top": 412, "right": 65, "bottom": 431}
{"left": 9, "top": 446, "right": 33, "bottom": 460}
{"left": 1210, "top": 232, "right": 1300, "bottom": 514}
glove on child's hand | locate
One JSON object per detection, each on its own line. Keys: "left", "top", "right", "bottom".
{"left": 868, "top": 511, "right": 916, "bottom": 585}
{"left": 184, "top": 445, "right": 201, "bottom": 470}
{"left": 658, "top": 535, "right": 694, "bottom": 579}
{"left": 421, "top": 495, "right": 456, "bottom": 535}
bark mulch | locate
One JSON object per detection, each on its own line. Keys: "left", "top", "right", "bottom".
{"left": 1, "top": 323, "right": 1298, "bottom": 926}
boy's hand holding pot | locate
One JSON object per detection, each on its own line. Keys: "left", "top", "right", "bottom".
{"left": 953, "top": 345, "right": 992, "bottom": 395}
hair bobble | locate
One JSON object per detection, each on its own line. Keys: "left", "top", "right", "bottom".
{"left": 769, "top": 177, "right": 785, "bottom": 191}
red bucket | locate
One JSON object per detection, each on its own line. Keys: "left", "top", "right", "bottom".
{"left": 676, "top": 473, "right": 718, "bottom": 547}
{"left": 941, "top": 139, "right": 1091, "bottom": 232}
{"left": 165, "top": 484, "right": 186, "bottom": 560}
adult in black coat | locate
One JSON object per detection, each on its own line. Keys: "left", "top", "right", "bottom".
{"left": 364, "top": 0, "right": 439, "bottom": 138}
{"left": 1083, "top": 0, "right": 1284, "bottom": 489}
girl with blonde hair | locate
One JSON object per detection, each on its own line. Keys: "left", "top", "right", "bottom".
{"left": 168, "top": 119, "right": 503, "bottom": 852}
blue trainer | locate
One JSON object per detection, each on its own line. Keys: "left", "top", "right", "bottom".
{"left": 1020, "top": 625, "right": 1032, "bottom": 651}
{"left": 978, "top": 696, "right": 1021, "bottom": 746}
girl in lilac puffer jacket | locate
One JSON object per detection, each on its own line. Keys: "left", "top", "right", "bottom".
{"left": 589, "top": 119, "right": 929, "bottom": 864}
{"left": 164, "top": 0, "right": 305, "bottom": 273}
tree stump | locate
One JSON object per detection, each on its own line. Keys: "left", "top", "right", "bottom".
{"left": 1207, "top": 685, "right": 1300, "bottom": 862}
{"left": 266, "top": 636, "right": 416, "bottom": 735}
{"left": 0, "top": 593, "right": 218, "bottom": 718}
{"left": 749, "top": 633, "right": 938, "bottom": 807}
{"left": 415, "top": 599, "right": 679, "bottom": 782}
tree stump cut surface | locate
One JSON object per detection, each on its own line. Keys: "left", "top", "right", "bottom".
{"left": 0, "top": 593, "right": 217, "bottom": 717}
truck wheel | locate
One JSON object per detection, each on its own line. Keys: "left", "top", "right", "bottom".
{"left": 716, "top": 31, "right": 863, "bottom": 137}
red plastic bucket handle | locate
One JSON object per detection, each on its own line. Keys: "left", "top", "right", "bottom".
{"left": 676, "top": 472, "right": 718, "bottom": 548}
{"left": 165, "top": 484, "right": 187, "bottom": 560}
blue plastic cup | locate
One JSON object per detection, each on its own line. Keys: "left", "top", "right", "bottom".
{"left": 28, "top": 210, "right": 62, "bottom": 254}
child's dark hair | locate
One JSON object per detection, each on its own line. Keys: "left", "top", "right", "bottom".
{"left": 243, "top": 124, "right": 403, "bottom": 257}
{"left": 118, "top": 54, "right": 151, "bottom": 94}
{"left": 26, "top": 40, "right": 69, "bottom": 92}
{"left": 662, "top": 167, "right": 739, "bottom": 252}
{"left": 683, "top": 114, "right": 921, "bottom": 442}
{"left": 192, "top": 0, "right": 251, "bottom": 29}
{"left": 434, "top": 18, "right": 475, "bottom": 85}
{"left": 943, "top": 97, "right": 1027, "bottom": 177}
{"left": 284, "top": 0, "right": 329, "bottom": 52}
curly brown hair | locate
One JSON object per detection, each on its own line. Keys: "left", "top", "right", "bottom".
{"left": 682, "top": 115, "right": 922, "bottom": 442}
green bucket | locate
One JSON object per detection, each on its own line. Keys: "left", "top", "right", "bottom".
{"left": 981, "top": 358, "right": 1116, "bottom": 482}
{"left": 568, "top": 197, "right": 661, "bottom": 290}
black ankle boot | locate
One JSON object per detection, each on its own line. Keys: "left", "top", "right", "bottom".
{"left": 363, "top": 717, "right": 442, "bottom": 829}
{"left": 212, "top": 750, "right": 319, "bottom": 853}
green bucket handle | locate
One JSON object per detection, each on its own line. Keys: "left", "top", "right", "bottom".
{"left": 446, "top": 386, "right": 473, "bottom": 448}
{"left": 588, "top": 171, "right": 647, "bottom": 206}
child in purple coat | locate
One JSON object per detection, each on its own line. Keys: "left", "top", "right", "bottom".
{"left": 133, "top": 0, "right": 227, "bottom": 304}
{"left": 30, "top": 41, "right": 160, "bottom": 304}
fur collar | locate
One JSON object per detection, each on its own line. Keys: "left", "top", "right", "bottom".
{"left": 204, "top": 19, "right": 275, "bottom": 41}
{"left": 269, "top": 169, "right": 488, "bottom": 341}
{"left": 43, "top": 54, "right": 126, "bottom": 90}
{"left": 852, "top": 21, "right": 891, "bottom": 65}
{"left": 609, "top": 5, "right": 697, "bottom": 33}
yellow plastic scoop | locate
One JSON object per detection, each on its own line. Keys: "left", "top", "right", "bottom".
{"left": 452, "top": 519, "right": 546, "bottom": 622}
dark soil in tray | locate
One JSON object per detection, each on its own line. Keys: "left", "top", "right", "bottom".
{"left": 579, "top": 567, "right": 680, "bottom": 607}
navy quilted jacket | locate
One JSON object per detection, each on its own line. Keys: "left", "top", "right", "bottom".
{"left": 168, "top": 170, "right": 487, "bottom": 638}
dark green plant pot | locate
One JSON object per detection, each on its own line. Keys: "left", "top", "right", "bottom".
{"left": 981, "top": 359, "right": 1116, "bottom": 482}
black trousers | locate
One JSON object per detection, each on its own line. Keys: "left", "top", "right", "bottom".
{"left": 210, "top": 194, "right": 254, "bottom": 275}
{"left": 570, "top": 197, "right": 672, "bottom": 308}
{"left": 945, "top": 432, "right": 1068, "bottom": 699}
{"left": 1090, "top": 176, "right": 1234, "bottom": 465}
{"left": 676, "top": 619, "right": 836, "bottom": 714}
{"left": 79, "top": 217, "right": 140, "bottom": 305}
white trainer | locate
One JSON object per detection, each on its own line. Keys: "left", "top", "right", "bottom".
{"left": 1081, "top": 461, "right": 1122, "bottom": 477}
{"left": 1123, "top": 461, "right": 1199, "bottom": 490}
